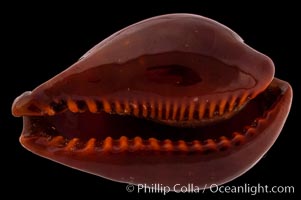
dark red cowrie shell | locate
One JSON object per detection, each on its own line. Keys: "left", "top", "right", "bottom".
{"left": 12, "top": 14, "right": 292, "bottom": 190}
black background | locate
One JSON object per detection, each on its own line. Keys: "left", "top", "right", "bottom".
{"left": 4, "top": 2, "right": 299, "bottom": 199}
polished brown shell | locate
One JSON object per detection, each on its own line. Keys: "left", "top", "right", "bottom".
{"left": 12, "top": 14, "right": 292, "bottom": 190}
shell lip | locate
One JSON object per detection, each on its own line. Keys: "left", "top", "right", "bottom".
{"left": 15, "top": 78, "right": 291, "bottom": 154}
{"left": 12, "top": 48, "right": 275, "bottom": 123}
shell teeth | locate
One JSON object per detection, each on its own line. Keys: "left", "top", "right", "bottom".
{"left": 67, "top": 99, "right": 79, "bottom": 113}
{"left": 198, "top": 101, "right": 206, "bottom": 119}
{"left": 231, "top": 132, "right": 246, "bottom": 146}
{"left": 86, "top": 99, "right": 97, "bottom": 113}
{"left": 179, "top": 102, "right": 186, "bottom": 121}
{"left": 41, "top": 94, "right": 258, "bottom": 154}
{"left": 46, "top": 107, "right": 56, "bottom": 116}
{"left": 102, "top": 99, "right": 112, "bottom": 113}
{"left": 123, "top": 99, "right": 131, "bottom": 114}
{"left": 132, "top": 136, "right": 144, "bottom": 151}
{"left": 113, "top": 136, "right": 128, "bottom": 152}
{"left": 141, "top": 100, "right": 148, "bottom": 118}
{"left": 49, "top": 92, "right": 252, "bottom": 122}
{"left": 82, "top": 138, "right": 96, "bottom": 152}
{"left": 43, "top": 134, "right": 250, "bottom": 154}
{"left": 148, "top": 98, "right": 155, "bottom": 119}
{"left": 191, "top": 140, "right": 203, "bottom": 152}
{"left": 51, "top": 96, "right": 249, "bottom": 120}
{"left": 188, "top": 102, "right": 196, "bottom": 121}
{"left": 130, "top": 100, "right": 139, "bottom": 117}
{"left": 49, "top": 136, "right": 65, "bottom": 146}
{"left": 238, "top": 92, "right": 249, "bottom": 106}
{"left": 228, "top": 96, "right": 237, "bottom": 112}
{"left": 208, "top": 102, "right": 216, "bottom": 118}
{"left": 246, "top": 124, "right": 257, "bottom": 137}
{"left": 177, "top": 140, "right": 188, "bottom": 152}
{"left": 114, "top": 100, "right": 122, "bottom": 114}
{"left": 219, "top": 99, "right": 227, "bottom": 116}
{"left": 102, "top": 137, "right": 113, "bottom": 152}
{"left": 148, "top": 138, "right": 160, "bottom": 151}
{"left": 217, "top": 136, "right": 232, "bottom": 151}
{"left": 203, "top": 139, "right": 218, "bottom": 153}
{"left": 172, "top": 101, "right": 179, "bottom": 120}
{"left": 65, "top": 138, "right": 80, "bottom": 151}
{"left": 162, "top": 139, "right": 173, "bottom": 151}
{"left": 157, "top": 99, "right": 163, "bottom": 120}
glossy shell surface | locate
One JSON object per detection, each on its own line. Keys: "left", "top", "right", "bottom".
{"left": 12, "top": 14, "right": 292, "bottom": 189}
